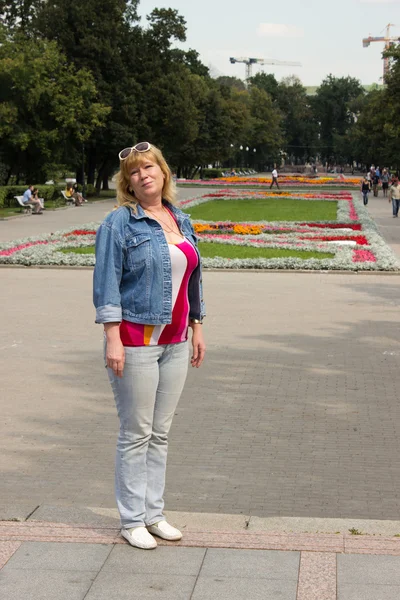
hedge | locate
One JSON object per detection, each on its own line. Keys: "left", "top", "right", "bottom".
{"left": 0, "top": 185, "right": 62, "bottom": 208}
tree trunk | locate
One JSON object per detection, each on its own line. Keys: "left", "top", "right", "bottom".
{"left": 102, "top": 171, "right": 109, "bottom": 190}
{"left": 95, "top": 161, "right": 106, "bottom": 195}
{"left": 5, "top": 166, "right": 12, "bottom": 185}
{"left": 87, "top": 150, "right": 97, "bottom": 185}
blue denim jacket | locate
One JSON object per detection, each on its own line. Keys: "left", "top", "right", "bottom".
{"left": 93, "top": 202, "right": 205, "bottom": 325}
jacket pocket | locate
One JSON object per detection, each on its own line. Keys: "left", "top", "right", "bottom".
{"left": 125, "top": 234, "right": 151, "bottom": 271}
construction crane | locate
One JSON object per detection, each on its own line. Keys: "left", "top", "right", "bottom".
{"left": 362, "top": 23, "right": 400, "bottom": 80}
{"left": 229, "top": 57, "right": 301, "bottom": 81}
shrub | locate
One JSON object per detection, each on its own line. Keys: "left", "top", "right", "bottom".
{"left": 0, "top": 185, "right": 60, "bottom": 207}
{"left": 202, "top": 168, "right": 223, "bottom": 179}
{"left": 85, "top": 184, "right": 96, "bottom": 197}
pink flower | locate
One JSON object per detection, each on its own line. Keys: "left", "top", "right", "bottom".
{"left": 352, "top": 249, "right": 376, "bottom": 262}
{"left": 0, "top": 240, "right": 49, "bottom": 257}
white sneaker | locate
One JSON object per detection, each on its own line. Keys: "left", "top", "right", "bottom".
{"left": 147, "top": 521, "right": 183, "bottom": 541}
{"left": 121, "top": 527, "right": 157, "bottom": 550}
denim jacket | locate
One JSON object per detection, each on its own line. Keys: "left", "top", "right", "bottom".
{"left": 93, "top": 202, "right": 205, "bottom": 325}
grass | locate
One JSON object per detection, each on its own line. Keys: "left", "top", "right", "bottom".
{"left": 183, "top": 198, "right": 338, "bottom": 222}
{"left": 197, "top": 243, "right": 334, "bottom": 260}
{"left": 59, "top": 243, "right": 334, "bottom": 261}
{"left": 60, "top": 247, "right": 96, "bottom": 254}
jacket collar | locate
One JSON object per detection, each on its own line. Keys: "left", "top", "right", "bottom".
{"left": 129, "top": 200, "right": 187, "bottom": 223}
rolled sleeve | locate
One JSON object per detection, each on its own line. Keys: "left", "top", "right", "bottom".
{"left": 95, "top": 304, "right": 122, "bottom": 324}
{"left": 93, "top": 222, "right": 124, "bottom": 324}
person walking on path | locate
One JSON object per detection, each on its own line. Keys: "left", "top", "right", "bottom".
{"left": 381, "top": 169, "right": 390, "bottom": 198}
{"left": 389, "top": 176, "right": 400, "bottom": 217}
{"left": 93, "top": 142, "right": 206, "bottom": 551}
{"left": 372, "top": 171, "right": 380, "bottom": 197}
{"left": 366, "top": 171, "right": 372, "bottom": 191}
{"left": 270, "top": 167, "right": 279, "bottom": 189}
{"left": 361, "top": 177, "right": 370, "bottom": 205}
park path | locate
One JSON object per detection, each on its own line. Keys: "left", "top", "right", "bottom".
{"left": 1, "top": 185, "right": 400, "bottom": 599}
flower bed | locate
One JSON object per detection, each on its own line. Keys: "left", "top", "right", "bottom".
{"left": 0, "top": 194, "right": 398, "bottom": 270}
{"left": 177, "top": 176, "right": 361, "bottom": 187}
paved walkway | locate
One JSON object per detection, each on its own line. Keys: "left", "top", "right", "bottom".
{"left": 1, "top": 187, "right": 400, "bottom": 598}
{"left": 1, "top": 512, "right": 400, "bottom": 599}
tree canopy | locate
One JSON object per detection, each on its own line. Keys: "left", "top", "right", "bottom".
{"left": 1, "top": 0, "right": 399, "bottom": 184}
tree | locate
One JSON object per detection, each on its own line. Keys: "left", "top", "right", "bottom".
{"left": 313, "top": 75, "right": 365, "bottom": 164}
{"left": 35, "top": 0, "right": 141, "bottom": 189}
{"left": 246, "top": 86, "right": 283, "bottom": 168}
{"left": 276, "top": 76, "right": 318, "bottom": 164}
{"left": 248, "top": 72, "right": 279, "bottom": 101}
{"left": 215, "top": 76, "right": 246, "bottom": 93}
{"left": 0, "top": 0, "right": 42, "bottom": 35}
{"left": 0, "top": 35, "right": 109, "bottom": 183}
{"left": 351, "top": 44, "right": 400, "bottom": 170}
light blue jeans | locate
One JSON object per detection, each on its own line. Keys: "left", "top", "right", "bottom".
{"left": 106, "top": 341, "right": 189, "bottom": 529}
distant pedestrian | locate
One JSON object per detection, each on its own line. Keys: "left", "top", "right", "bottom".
{"left": 366, "top": 171, "right": 372, "bottom": 191}
{"left": 270, "top": 167, "right": 279, "bottom": 189}
{"left": 389, "top": 176, "right": 400, "bottom": 217}
{"left": 381, "top": 169, "right": 389, "bottom": 198}
{"left": 372, "top": 172, "right": 380, "bottom": 197}
{"left": 361, "top": 178, "right": 370, "bottom": 206}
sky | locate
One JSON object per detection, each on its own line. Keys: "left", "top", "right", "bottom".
{"left": 137, "top": 0, "right": 400, "bottom": 86}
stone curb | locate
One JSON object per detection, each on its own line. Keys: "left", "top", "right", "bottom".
{"left": 1, "top": 521, "right": 400, "bottom": 556}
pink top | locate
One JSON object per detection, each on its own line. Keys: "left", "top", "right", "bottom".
{"left": 119, "top": 238, "right": 198, "bottom": 346}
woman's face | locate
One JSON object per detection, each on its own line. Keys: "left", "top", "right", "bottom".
{"left": 128, "top": 158, "right": 165, "bottom": 205}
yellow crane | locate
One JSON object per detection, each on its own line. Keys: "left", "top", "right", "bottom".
{"left": 229, "top": 57, "right": 301, "bottom": 81}
{"left": 362, "top": 23, "right": 400, "bottom": 80}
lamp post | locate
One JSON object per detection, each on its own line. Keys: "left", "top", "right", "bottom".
{"left": 81, "top": 142, "right": 86, "bottom": 199}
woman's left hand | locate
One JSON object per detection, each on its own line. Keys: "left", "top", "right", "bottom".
{"left": 190, "top": 325, "right": 206, "bottom": 368}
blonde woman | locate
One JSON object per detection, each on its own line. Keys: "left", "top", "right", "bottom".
{"left": 93, "top": 142, "right": 206, "bottom": 550}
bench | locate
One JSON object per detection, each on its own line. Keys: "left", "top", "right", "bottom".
{"left": 61, "top": 190, "right": 75, "bottom": 205}
{"left": 14, "top": 196, "right": 33, "bottom": 214}
{"left": 61, "top": 190, "right": 88, "bottom": 205}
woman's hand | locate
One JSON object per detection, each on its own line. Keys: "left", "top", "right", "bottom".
{"left": 190, "top": 324, "right": 206, "bottom": 368}
{"left": 104, "top": 323, "right": 125, "bottom": 377}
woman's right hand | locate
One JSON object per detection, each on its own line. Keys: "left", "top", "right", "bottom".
{"left": 105, "top": 323, "right": 125, "bottom": 377}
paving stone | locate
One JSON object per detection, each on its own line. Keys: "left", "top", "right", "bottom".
{"left": 102, "top": 545, "right": 205, "bottom": 575}
{"left": 3, "top": 541, "right": 111, "bottom": 572}
{"left": 338, "top": 554, "right": 400, "bottom": 585}
{"left": 84, "top": 571, "right": 196, "bottom": 600}
{"left": 338, "top": 583, "right": 400, "bottom": 600}
{"left": 1, "top": 193, "right": 400, "bottom": 521}
{"left": 192, "top": 576, "right": 298, "bottom": 600}
{"left": 200, "top": 548, "right": 300, "bottom": 579}
{"left": 0, "top": 568, "right": 97, "bottom": 600}
{"left": 30, "top": 505, "right": 120, "bottom": 527}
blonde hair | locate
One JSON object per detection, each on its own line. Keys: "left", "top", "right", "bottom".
{"left": 116, "top": 143, "right": 176, "bottom": 210}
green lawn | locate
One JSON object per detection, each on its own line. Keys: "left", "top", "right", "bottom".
{"left": 183, "top": 198, "right": 337, "bottom": 221}
{"left": 60, "top": 243, "right": 334, "bottom": 260}
{"left": 197, "top": 243, "right": 334, "bottom": 260}
{"left": 60, "top": 247, "right": 96, "bottom": 254}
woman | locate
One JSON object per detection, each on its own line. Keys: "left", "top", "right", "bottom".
{"left": 93, "top": 142, "right": 206, "bottom": 550}
{"left": 361, "top": 177, "right": 370, "bottom": 206}
{"left": 65, "top": 184, "right": 83, "bottom": 206}
{"left": 381, "top": 169, "right": 389, "bottom": 198}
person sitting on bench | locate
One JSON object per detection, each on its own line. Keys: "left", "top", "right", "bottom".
{"left": 23, "top": 185, "right": 43, "bottom": 214}
{"left": 65, "top": 184, "right": 84, "bottom": 207}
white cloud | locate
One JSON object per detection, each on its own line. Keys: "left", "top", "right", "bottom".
{"left": 257, "top": 23, "right": 304, "bottom": 38}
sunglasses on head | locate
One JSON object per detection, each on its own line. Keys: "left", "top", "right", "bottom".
{"left": 119, "top": 142, "right": 152, "bottom": 161}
